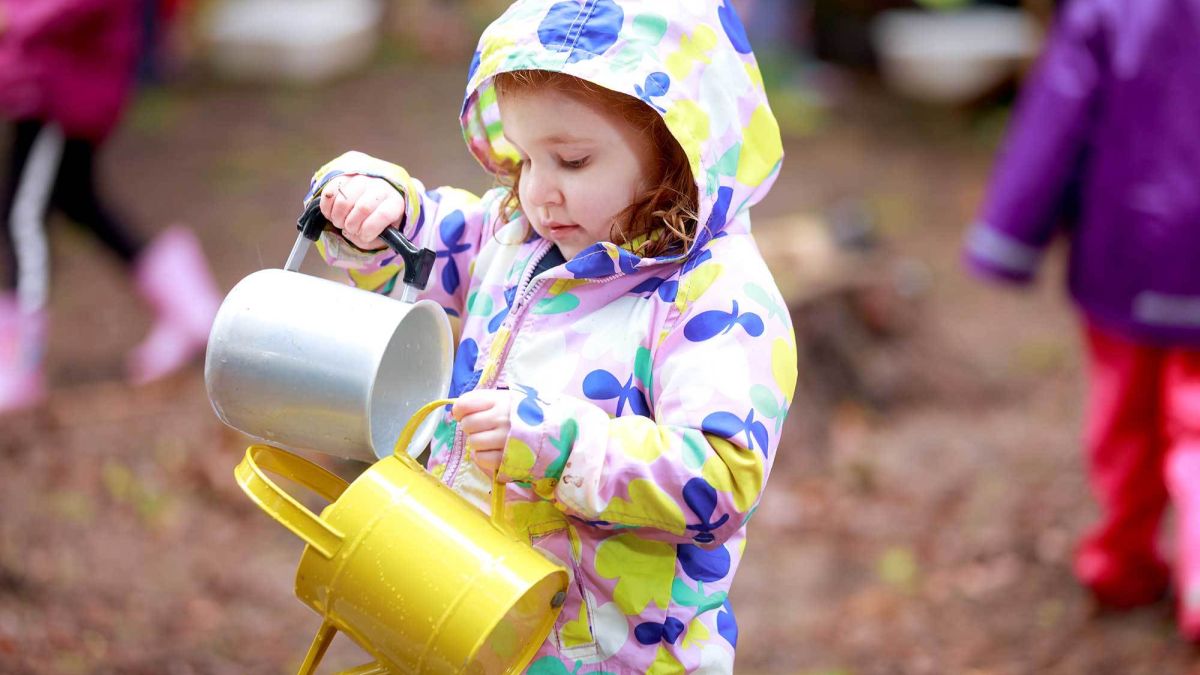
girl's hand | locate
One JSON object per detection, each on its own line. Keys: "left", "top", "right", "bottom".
{"left": 319, "top": 174, "right": 405, "bottom": 250}
{"left": 452, "top": 389, "right": 517, "bottom": 478}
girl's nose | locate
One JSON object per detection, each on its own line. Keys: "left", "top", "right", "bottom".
{"left": 524, "top": 164, "right": 562, "bottom": 209}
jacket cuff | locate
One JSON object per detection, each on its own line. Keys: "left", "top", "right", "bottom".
{"left": 962, "top": 222, "right": 1042, "bottom": 284}
{"left": 499, "top": 389, "right": 574, "bottom": 490}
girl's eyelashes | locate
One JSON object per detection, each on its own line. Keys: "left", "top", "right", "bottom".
{"left": 559, "top": 156, "right": 590, "bottom": 170}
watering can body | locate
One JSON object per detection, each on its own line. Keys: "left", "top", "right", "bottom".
{"left": 235, "top": 401, "right": 570, "bottom": 674}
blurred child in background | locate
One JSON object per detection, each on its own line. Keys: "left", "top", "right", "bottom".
{"left": 963, "top": 0, "right": 1200, "bottom": 640}
{"left": 0, "top": 0, "right": 222, "bottom": 413}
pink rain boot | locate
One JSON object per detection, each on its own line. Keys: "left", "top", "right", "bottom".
{"left": 0, "top": 293, "right": 47, "bottom": 413}
{"left": 126, "top": 226, "right": 223, "bottom": 385}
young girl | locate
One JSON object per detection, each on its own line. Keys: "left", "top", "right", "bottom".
{"left": 307, "top": 1, "right": 795, "bottom": 671}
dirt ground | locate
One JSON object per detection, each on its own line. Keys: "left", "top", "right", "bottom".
{"left": 2, "top": 59, "right": 1198, "bottom": 674}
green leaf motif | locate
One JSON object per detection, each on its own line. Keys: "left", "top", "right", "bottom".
{"left": 533, "top": 293, "right": 581, "bottom": 315}
{"left": 633, "top": 346, "right": 653, "bottom": 391}
{"left": 706, "top": 143, "right": 742, "bottom": 196}
{"left": 750, "top": 384, "right": 781, "bottom": 418}
{"left": 671, "top": 579, "right": 728, "bottom": 614}
{"left": 744, "top": 282, "right": 784, "bottom": 321}
{"left": 467, "top": 290, "right": 494, "bottom": 317}
{"left": 545, "top": 419, "right": 577, "bottom": 480}
{"left": 681, "top": 430, "right": 707, "bottom": 471}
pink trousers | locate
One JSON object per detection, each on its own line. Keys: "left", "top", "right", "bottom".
{"left": 1077, "top": 322, "right": 1200, "bottom": 637}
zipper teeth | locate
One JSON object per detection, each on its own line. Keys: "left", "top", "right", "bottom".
{"left": 446, "top": 240, "right": 552, "bottom": 487}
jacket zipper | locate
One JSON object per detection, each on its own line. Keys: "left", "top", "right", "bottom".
{"left": 446, "top": 241, "right": 553, "bottom": 488}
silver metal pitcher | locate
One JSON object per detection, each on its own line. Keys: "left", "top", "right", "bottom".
{"left": 205, "top": 200, "right": 452, "bottom": 462}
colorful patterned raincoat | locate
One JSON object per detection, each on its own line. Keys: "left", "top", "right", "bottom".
{"left": 306, "top": 1, "right": 796, "bottom": 671}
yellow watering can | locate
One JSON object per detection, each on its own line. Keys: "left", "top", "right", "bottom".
{"left": 234, "top": 399, "right": 569, "bottom": 674}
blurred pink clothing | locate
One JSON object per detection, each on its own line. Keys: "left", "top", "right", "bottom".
{"left": 0, "top": 0, "right": 139, "bottom": 141}
{"left": 1079, "top": 321, "right": 1200, "bottom": 637}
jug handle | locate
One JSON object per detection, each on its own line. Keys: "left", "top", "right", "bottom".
{"left": 298, "top": 198, "right": 436, "bottom": 290}
{"left": 296, "top": 620, "right": 391, "bottom": 675}
{"left": 393, "top": 398, "right": 511, "bottom": 535}
{"left": 234, "top": 445, "right": 348, "bottom": 559}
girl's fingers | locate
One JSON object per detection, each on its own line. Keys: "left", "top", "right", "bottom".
{"left": 343, "top": 185, "right": 388, "bottom": 241}
{"left": 457, "top": 407, "right": 507, "bottom": 436}
{"left": 327, "top": 176, "right": 367, "bottom": 229}
{"left": 358, "top": 195, "right": 405, "bottom": 244}
{"left": 467, "top": 428, "right": 507, "bottom": 453}
{"left": 452, "top": 392, "right": 498, "bottom": 420}
{"left": 472, "top": 448, "right": 502, "bottom": 476}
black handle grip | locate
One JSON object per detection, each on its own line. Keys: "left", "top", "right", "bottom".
{"left": 298, "top": 198, "right": 436, "bottom": 291}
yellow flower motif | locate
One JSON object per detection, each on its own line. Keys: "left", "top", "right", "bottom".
{"left": 701, "top": 436, "right": 763, "bottom": 512}
{"left": 595, "top": 533, "right": 676, "bottom": 614}
{"left": 507, "top": 500, "right": 566, "bottom": 539}
{"left": 665, "top": 24, "right": 717, "bottom": 82}
{"left": 744, "top": 60, "right": 765, "bottom": 91}
{"left": 649, "top": 645, "right": 686, "bottom": 674}
{"left": 560, "top": 604, "right": 594, "bottom": 648}
{"left": 547, "top": 278, "right": 588, "bottom": 296}
{"left": 681, "top": 616, "right": 711, "bottom": 650}
{"left": 479, "top": 329, "right": 509, "bottom": 382}
{"left": 612, "top": 416, "right": 668, "bottom": 463}
{"left": 600, "top": 479, "right": 687, "bottom": 535}
{"left": 348, "top": 265, "right": 401, "bottom": 293}
{"left": 772, "top": 336, "right": 798, "bottom": 405}
{"left": 664, "top": 100, "right": 710, "bottom": 179}
{"left": 500, "top": 437, "right": 536, "bottom": 481}
{"left": 674, "top": 262, "right": 722, "bottom": 315}
{"left": 736, "top": 105, "right": 784, "bottom": 188}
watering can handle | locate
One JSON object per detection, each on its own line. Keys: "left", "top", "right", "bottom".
{"left": 234, "top": 445, "right": 349, "bottom": 559}
{"left": 298, "top": 197, "right": 437, "bottom": 290}
{"left": 393, "top": 398, "right": 510, "bottom": 533}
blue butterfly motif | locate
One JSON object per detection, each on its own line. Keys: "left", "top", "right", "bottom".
{"left": 449, "top": 338, "right": 481, "bottom": 398}
{"left": 488, "top": 285, "right": 519, "bottom": 333}
{"left": 436, "top": 210, "right": 470, "bottom": 294}
{"left": 718, "top": 1, "right": 753, "bottom": 54}
{"left": 512, "top": 384, "right": 546, "bottom": 425}
{"left": 682, "top": 478, "right": 729, "bottom": 544}
{"left": 703, "top": 409, "right": 770, "bottom": 457}
{"left": 628, "top": 276, "right": 669, "bottom": 299}
{"left": 678, "top": 543, "right": 731, "bottom": 583}
{"left": 582, "top": 370, "right": 650, "bottom": 417}
{"left": 635, "top": 616, "right": 685, "bottom": 645}
{"left": 565, "top": 244, "right": 640, "bottom": 278}
{"left": 717, "top": 598, "right": 738, "bottom": 647}
{"left": 634, "top": 72, "right": 671, "bottom": 113}
{"left": 683, "top": 300, "right": 765, "bottom": 342}
{"left": 702, "top": 186, "right": 734, "bottom": 239}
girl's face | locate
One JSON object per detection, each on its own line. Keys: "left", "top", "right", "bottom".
{"left": 498, "top": 86, "right": 656, "bottom": 260}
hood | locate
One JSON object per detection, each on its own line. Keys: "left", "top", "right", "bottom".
{"left": 459, "top": 0, "right": 783, "bottom": 272}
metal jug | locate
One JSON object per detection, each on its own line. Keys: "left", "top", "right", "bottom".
{"left": 206, "top": 201, "right": 453, "bottom": 461}
{"left": 235, "top": 399, "right": 570, "bottom": 675}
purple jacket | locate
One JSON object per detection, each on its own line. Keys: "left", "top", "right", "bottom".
{"left": 964, "top": 0, "right": 1200, "bottom": 346}
{"left": 0, "top": 0, "right": 139, "bottom": 141}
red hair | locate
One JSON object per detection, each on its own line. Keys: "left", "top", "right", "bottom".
{"left": 492, "top": 70, "right": 698, "bottom": 258}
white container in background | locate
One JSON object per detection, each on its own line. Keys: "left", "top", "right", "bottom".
{"left": 204, "top": 0, "right": 383, "bottom": 85}
{"left": 871, "top": 7, "right": 1042, "bottom": 105}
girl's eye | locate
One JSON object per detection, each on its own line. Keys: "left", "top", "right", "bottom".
{"left": 560, "top": 156, "right": 589, "bottom": 170}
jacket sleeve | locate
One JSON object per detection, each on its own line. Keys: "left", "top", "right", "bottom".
{"left": 304, "top": 151, "right": 507, "bottom": 319}
{"left": 963, "top": 2, "right": 1105, "bottom": 284}
{"left": 498, "top": 255, "right": 798, "bottom": 548}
